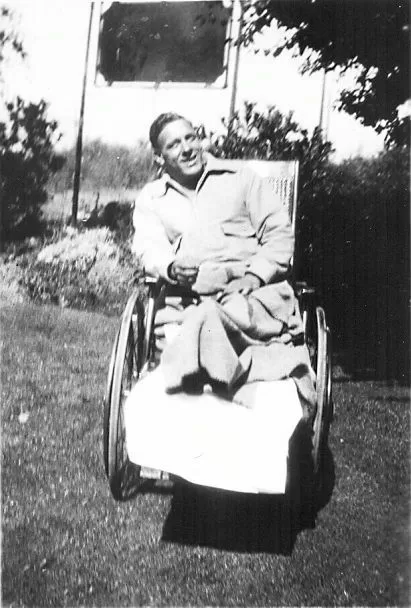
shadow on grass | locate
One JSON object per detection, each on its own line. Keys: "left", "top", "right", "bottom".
{"left": 161, "top": 423, "right": 335, "bottom": 555}
{"left": 105, "top": 423, "right": 336, "bottom": 554}
{"left": 162, "top": 485, "right": 298, "bottom": 554}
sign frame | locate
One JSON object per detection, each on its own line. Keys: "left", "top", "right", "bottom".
{"left": 95, "top": 0, "right": 234, "bottom": 89}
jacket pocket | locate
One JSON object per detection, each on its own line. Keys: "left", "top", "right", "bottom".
{"left": 221, "top": 221, "right": 256, "bottom": 238}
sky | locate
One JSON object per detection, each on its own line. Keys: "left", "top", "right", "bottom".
{"left": 2, "top": 0, "right": 385, "bottom": 160}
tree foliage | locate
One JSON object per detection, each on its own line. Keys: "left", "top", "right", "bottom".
{"left": 0, "top": 5, "right": 25, "bottom": 74}
{"left": 0, "top": 97, "right": 65, "bottom": 241}
{"left": 0, "top": 7, "right": 65, "bottom": 243}
{"left": 243, "top": 0, "right": 409, "bottom": 143}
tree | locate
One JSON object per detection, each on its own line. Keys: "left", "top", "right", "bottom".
{"left": 0, "top": 5, "right": 25, "bottom": 75}
{"left": 0, "top": 97, "right": 65, "bottom": 242}
{"left": 0, "top": 7, "right": 65, "bottom": 245}
{"left": 242, "top": 0, "right": 409, "bottom": 144}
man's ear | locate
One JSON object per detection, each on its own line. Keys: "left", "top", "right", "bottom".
{"left": 154, "top": 153, "right": 164, "bottom": 168}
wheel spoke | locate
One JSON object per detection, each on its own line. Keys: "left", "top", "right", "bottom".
{"left": 117, "top": 403, "right": 127, "bottom": 464}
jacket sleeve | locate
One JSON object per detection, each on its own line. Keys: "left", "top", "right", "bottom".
{"left": 132, "top": 187, "right": 176, "bottom": 281}
{"left": 244, "top": 169, "right": 294, "bottom": 284}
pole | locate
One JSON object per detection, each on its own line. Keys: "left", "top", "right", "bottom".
{"left": 318, "top": 68, "right": 327, "bottom": 136}
{"left": 229, "top": 0, "right": 244, "bottom": 122}
{"left": 71, "top": 2, "right": 94, "bottom": 227}
{"left": 324, "top": 71, "right": 332, "bottom": 142}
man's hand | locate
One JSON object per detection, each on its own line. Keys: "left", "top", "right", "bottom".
{"left": 169, "top": 256, "right": 199, "bottom": 287}
{"left": 217, "top": 273, "right": 262, "bottom": 304}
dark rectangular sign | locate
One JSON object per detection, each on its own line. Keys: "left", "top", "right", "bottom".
{"left": 96, "top": 1, "right": 232, "bottom": 86}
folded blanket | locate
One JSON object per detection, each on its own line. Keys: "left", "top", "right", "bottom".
{"left": 161, "top": 282, "right": 316, "bottom": 417}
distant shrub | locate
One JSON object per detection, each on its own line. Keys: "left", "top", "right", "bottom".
{"left": 19, "top": 227, "right": 142, "bottom": 314}
{"left": 50, "top": 139, "right": 154, "bottom": 193}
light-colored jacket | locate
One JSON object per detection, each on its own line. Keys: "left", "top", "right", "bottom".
{"left": 132, "top": 155, "right": 294, "bottom": 293}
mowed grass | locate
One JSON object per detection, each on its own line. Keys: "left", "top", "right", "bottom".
{"left": 1, "top": 302, "right": 409, "bottom": 606}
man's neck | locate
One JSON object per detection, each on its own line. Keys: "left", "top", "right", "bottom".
{"left": 181, "top": 175, "right": 202, "bottom": 191}
{"left": 167, "top": 178, "right": 197, "bottom": 201}
{"left": 169, "top": 168, "right": 205, "bottom": 192}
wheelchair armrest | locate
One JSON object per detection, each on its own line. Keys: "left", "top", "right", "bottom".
{"left": 294, "top": 281, "right": 316, "bottom": 298}
{"left": 144, "top": 276, "right": 159, "bottom": 286}
{"left": 143, "top": 276, "right": 164, "bottom": 300}
{"left": 144, "top": 275, "right": 200, "bottom": 302}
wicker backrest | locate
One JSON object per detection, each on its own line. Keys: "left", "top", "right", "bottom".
{"left": 222, "top": 160, "right": 300, "bottom": 234}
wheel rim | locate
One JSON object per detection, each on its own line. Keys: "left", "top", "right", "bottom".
{"left": 106, "top": 291, "right": 144, "bottom": 499}
{"left": 312, "top": 307, "right": 328, "bottom": 476}
{"left": 103, "top": 330, "right": 119, "bottom": 476}
{"left": 114, "top": 326, "right": 134, "bottom": 473}
{"left": 326, "top": 328, "right": 333, "bottom": 419}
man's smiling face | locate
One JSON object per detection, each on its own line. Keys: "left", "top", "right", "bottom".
{"left": 157, "top": 119, "right": 205, "bottom": 187}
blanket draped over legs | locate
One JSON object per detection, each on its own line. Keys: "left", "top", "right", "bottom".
{"left": 123, "top": 281, "right": 316, "bottom": 493}
{"left": 160, "top": 281, "right": 316, "bottom": 418}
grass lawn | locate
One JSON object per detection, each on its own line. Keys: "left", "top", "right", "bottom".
{"left": 1, "top": 302, "right": 409, "bottom": 606}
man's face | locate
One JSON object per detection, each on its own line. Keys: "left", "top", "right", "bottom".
{"left": 156, "top": 119, "right": 205, "bottom": 186}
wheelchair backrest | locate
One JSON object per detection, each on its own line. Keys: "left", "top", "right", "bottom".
{"left": 221, "top": 160, "right": 299, "bottom": 235}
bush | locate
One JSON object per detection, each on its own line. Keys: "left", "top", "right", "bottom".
{"left": 0, "top": 97, "right": 65, "bottom": 244}
{"left": 308, "top": 148, "right": 410, "bottom": 382}
{"left": 19, "top": 227, "right": 142, "bottom": 314}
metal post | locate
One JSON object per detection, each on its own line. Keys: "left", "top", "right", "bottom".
{"left": 71, "top": 2, "right": 94, "bottom": 227}
{"left": 228, "top": 0, "right": 244, "bottom": 123}
{"left": 319, "top": 68, "right": 327, "bottom": 137}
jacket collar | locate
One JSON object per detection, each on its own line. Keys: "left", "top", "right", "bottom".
{"left": 157, "top": 153, "right": 237, "bottom": 197}
{"left": 203, "top": 153, "right": 238, "bottom": 175}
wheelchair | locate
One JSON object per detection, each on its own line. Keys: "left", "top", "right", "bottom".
{"left": 103, "top": 160, "right": 333, "bottom": 502}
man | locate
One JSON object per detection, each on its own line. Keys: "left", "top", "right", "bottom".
{"left": 132, "top": 112, "right": 293, "bottom": 299}
{"left": 132, "top": 113, "right": 315, "bottom": 413}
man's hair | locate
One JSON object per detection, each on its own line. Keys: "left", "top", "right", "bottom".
{"left": 149, "top": 112, "right": 190, "bottom": 151}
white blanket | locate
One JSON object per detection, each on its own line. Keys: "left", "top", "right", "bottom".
{"left": 124, "top": 367, "right": 303, "bottom": 494}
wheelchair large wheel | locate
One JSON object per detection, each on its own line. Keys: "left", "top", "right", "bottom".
{"left": 103, "top": 328, "right": 119, "bottom": 477}
{"left": 311, "top": 306, "right": 332, "bottom": 478}
{"left": 103, "top": 289, "right": 145, "bottom": 500}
